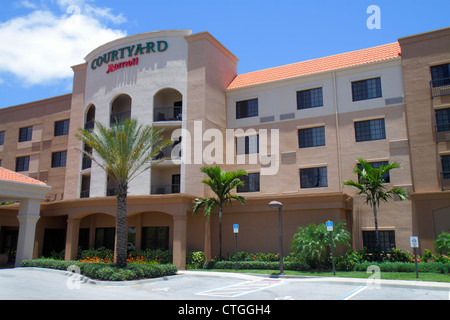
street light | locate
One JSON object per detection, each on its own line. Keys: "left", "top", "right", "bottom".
{"left": 269, "top": 200, "right": 284, "bottom": 275}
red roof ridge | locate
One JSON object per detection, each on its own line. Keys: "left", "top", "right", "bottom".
{"left": 227, "top": 42, "right": 401, "bottom": 90}
{"left": 0, "top": 167, "right": 47, "bottom": 186}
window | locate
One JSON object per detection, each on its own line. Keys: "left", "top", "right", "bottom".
{"left": 237, "top": 172, "right": 260, "bottom": 193}
{"left": 18, "top": 126, "right": 32, "bottom": 142}
{"left": 362, "top": 230, "right": 396, "bottom": 252}
{"left": 351, "top": 77, "right": 382, "bottom": 101}
{"left": 236, "top": 98, "right": 258, "bottom": 119}
{"left": 300, "top": 167, "right": 328, "bottom": 188}
{"left": 297, "top": 87, "right": 323, "bottom": 109}
{"left": 236, "top": 135, "right": 259, "bottom": 155}
{"left": 298, "top": 126, "right": 325, "bottom": 148}
{"left": 51, "top": 151, "right": 67, "bottom": 168}
{"left": 54, "top": 119, "right": 70, "bottom": 136}
{"left": 354, "top": 118, "right": 386, "bottom": 142}
{"left": 435, "top": 108, "right": 450, "bottom": 132}
{"left": 357, "top": 161, "right": 390, "bottom": 183}
{"left": 141, "top": 227, "right": 169, "bottom": 250}
{"left": 431, "top": 63, "right": 450, "bottom": 87}
{"left": 16, "top": 156, "right": 30, "bottom": 172}
{"left": 95, "top": 228, "right": 115, "bottom": 250}
{"left": 0, "top": 131, "right": 4, "bottom": 145}
{"left": 442, "top": 155, "right": 450, "bottom": 173}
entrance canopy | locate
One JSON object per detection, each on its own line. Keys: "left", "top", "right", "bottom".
{"left": 0, "top": 167, "right": 51, "bottom": 266}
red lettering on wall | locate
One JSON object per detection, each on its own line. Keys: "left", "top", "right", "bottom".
{"left": 106, "top": 57, "right": 139, "bottom": 74}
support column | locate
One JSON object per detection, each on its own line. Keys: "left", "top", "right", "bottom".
{"left": 173, "top": 216, "right": 187, "bottom": 270}
{"left": 15, "top": 198, "right": 41, "bottom": 267}
{"left": 65, "top": 219, "right": 81, "bottom": 261}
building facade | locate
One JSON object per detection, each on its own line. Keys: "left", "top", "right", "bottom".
{"left": 0, "top": 28, "right": 449, "bottom": 269}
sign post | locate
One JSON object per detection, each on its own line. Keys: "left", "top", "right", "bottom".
{"left": 233, "top": 224, "right": 239, "bottom": 271}
{"left": 326, "top": 221, "right": 336, "bottom": 276}
{"left": 410, "top": 236, "right": 419, "bottom": 279}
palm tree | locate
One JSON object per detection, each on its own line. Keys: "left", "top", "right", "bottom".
{"left": 290, "top": 221, "right": 351, "bottom": 268}
{"left": 343, "top": 158, "right": 408, "bottom": 252}
{"left": 76, "top": 118, "right": 169, "bottom": 268}
{"left": 193, "top": 166, "right": 247, "bottom": 260}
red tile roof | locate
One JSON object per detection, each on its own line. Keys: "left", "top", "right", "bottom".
{"left": 227, "top": 42, "right": 401, "bottom": 90}
{"left": 0, "top": 167, "right": 47, "bottom": 186}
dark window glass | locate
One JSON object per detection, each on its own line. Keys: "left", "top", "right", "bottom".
{"left": 431, "top": 63, "right": 450, "bottom": 87}
{"left": 16, "top": 156, "right": 30, "bottom": 172}
{"left": 435, "top": 108, "right": 450, "bottom": 132}
{"left": 141, "top": 227, "right": 169, "bottom": 250}
{"left": 236, "top": 99, "right": 258, "bottom": 119}
{"left": 237, "top": 172, "right": 260, "bottom": 193}
{"left": 236, "top": 135, "right": 259, "bottom": 155}
{"left": 354, "top": 118, "right": 386, "bottom": 142}
{"left": 352, "top": 77, "right": 382, "bottom": 101}
{"left": 0, "top": 131, "right": 4, "bottom": 146}
{"left": 95, "top": 228, "right": 115, "bottom": 250}
{"left": 298, "top": 126, "right": 325, "bottom": 148}
{"left": 442, "top": 155, "right": 450, "bottom": 172}
{"left": 54, "top": 120, "right": 70, "bottom": 136}
{"left": 18, "top": 127, "right": 32, "bottom": 142}
{"left": 297, "top": 87, "right": 323, "bottom": 109}
{"left": 51, "top": 151, "right": 67, "bottom": 168}
{"left": 362, "top": 230, "right": 396, "bottom": 252}
{"left": 300, "top": 167, "right": 328, "bottom": 188}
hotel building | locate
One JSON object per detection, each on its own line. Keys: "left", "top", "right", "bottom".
{"left": 0, "top": 28, "right": 449, "bottom": 269}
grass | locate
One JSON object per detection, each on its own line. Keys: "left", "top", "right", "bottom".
{"left": 191, "top": 268, "right": 450, "bottom": 283}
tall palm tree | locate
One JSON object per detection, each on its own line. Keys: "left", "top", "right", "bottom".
{"left": 76, "top": 118, "right": 169, "bottom": 268}
{"left": 193, "top": 166, "right": 247, "bottom": 260}
{"left": 343, "top": 158, "right": 408, "bottom": 252}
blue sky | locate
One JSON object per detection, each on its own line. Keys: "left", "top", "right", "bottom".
{"left": 0, "top": 0, "right": 449, "bottom": 108}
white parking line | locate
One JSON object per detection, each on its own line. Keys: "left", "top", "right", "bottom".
{"left": 338, "top": 286, "right": 368, "bottom": 300}
{"left": 195, "top": 279, "right": 284, "bottom": 298}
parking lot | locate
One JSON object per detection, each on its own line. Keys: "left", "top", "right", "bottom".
{"left": 0, "top": 268, "right": 449, "bottom": 302}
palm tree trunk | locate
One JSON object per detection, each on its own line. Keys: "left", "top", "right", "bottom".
{"left": 373, "top": 203, "right": 380, "bottom": 253}
{"left": 219, "top": 207, "right": 223, "bottom": 260}
{"left": 115, "top": 189, "right": 128, "bottom": 268}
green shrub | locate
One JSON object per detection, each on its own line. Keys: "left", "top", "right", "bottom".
{"left": 20, "top": 259, "right": 178, "bottom": 281}
{"left": 203, "top": 260, "right": 309, "bottom": 271}
{"left": 186, "top": 251, "right": 206, "bottom": 269}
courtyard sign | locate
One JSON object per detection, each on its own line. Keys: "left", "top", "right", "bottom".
{"left": 90, "top": 40, "right": 168, "bottom": 73}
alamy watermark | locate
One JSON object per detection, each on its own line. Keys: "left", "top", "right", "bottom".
{"left": 367, "top": 5, "right": 381, "bottom": 30}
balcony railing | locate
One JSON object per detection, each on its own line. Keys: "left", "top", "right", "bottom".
{"left": 80, "top": 190, "right": 90, "bottom": 198}
{"left": 110, "top": 111, "right": 131, "bottom": 126}
{"left": 153, "top": 106, "right": 182, "bottom": 122}
{"left": 435, "top": 123, "right": 450, "bottom": 143}
{"left": 82, "top": 154, "right": 92, "bottom": 170}
{"left": 84, "top": 120, "right": 94, "bottom": 130}
{"left": 441, "top": 172, "right": 450, "bottom": 191}
{"left": 151, "top": 184, "right": 181, "bottom": 195}
{"left": 430, "top": 78, "right": 450, "bottom": 98}
{"left": 153, "top": 144, "right": 181, "bottom": 161}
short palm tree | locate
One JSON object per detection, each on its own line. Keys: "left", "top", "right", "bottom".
{"left": 343, "top": 158, "right": 408, "bottom": 252}
{"left": 193, "top": 166, "right": 247, "bottom": 260}
{"left": 76, "top": 118, "right": 169, "bottom": 268}
{"left": 290, "top": 221, "right": 351, "bottom": 268}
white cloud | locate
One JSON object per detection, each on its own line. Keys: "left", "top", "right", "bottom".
{"left": 0, "top": 1, "right": 127, "bottom": 86}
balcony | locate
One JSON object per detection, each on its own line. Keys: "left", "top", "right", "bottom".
{"left": 82, "top": 154, "right": 92, "bottom": 170}
{"left": 110, "top": 111, "right": 131, "bottom": 126}
{"left": 153, "top": 106, "right": 182, "bottom": 122}
{"left": 430, "top": 78, "right": 450, "bottom": 98}
{"left": 435, "top": 124, "right": 450, "bottom": 143}
{"left": 151, "top": 184, "right": 180, "bottom": 195}
{"left": 441, "top": 172, "right": 450, "bottom": 191}
{"left": 153, "top": 144, "right": 181, "bottom": 162}
{"left": 80, "top": 190, "right": 90, "bottom": 198}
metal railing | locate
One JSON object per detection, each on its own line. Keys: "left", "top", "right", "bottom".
{"left": 153, "top": 106, "right": 182, "bottom": 122}
{"left": 84, "top": 120, "right": 94, "bottom": 130}
{"left": 430, "top": 78, "right": 450, "bottom": 98}
{"left": 82, "top": 154, "right": 92, "bottom": 170}
{"left": 110, "top": 111, "right": 131, "bottom": 125}
{"left": 151, "top": 184, "right": 181, "bottom": 195}
{"left": 441, "top": 172, "right": 450, "bottom": 191}
{"left": 435, "top": 123, "right": 450, "bottom": 143}
{"left": 153, "top": 144, "right": 181, "bottom": 160}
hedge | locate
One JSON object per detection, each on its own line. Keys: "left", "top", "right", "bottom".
{"left": 20, "top": 259, "right": 178, "bottom": 281}
{"left": 203, "top": 260, "right": 310, "bottom": 271}
{"left": 354, "top": 261, "right": 450, "bottom": 274}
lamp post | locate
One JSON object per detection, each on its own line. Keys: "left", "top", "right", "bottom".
{"left": 269, "top": 200, "right": 284, "bottom": 275}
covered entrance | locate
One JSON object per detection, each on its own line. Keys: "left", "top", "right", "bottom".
{"left": 0, "top": 167, "right": 51, "bottom": 266}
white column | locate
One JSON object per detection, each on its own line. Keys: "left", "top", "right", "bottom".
{"left": 15, "top": 198, "right": 41, "bottom": 267}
